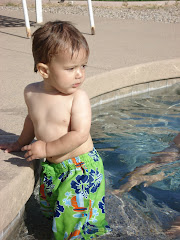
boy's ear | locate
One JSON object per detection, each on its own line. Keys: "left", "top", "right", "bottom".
{"left": 37, "top": 63, "right": 49, "bottom": 78}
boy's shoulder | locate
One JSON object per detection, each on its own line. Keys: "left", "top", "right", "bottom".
{"left": 24, "top": 82, "right": 41, "bottom": 93}
{"left": 24, "top": 82, "right": 41, "bottom": 91}
{"left": 72, "top": 89, "right": 91, "bottom": 110}
{"left": 74, "top": 88, "right": 88, "bottom": 97}
{"left": 24, "top": 82, "right": 43, "bottom": 103}
{"left": 24, "top": 82, "right": 41, "bottom": 95}
{"left": 73, "top": 88, "right": 90, "bottom": 102}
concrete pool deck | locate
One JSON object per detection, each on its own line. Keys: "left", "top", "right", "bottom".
{"left": 0, "top": 3, "right": 180, "bottom": 239}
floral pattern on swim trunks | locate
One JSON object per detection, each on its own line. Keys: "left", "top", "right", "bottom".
{"left": 40, "top": 148, "right": 110, "bottom": 240}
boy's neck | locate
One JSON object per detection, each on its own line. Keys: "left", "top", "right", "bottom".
{"left": 41, "top": 80, "right": 58, "bottom": 94}
{"left": 40, "top": 80, "right": 68, "bottom": 96}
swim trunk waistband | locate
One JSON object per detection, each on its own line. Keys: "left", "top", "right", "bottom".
{"left": 41, "top": 147, "right": 102, "bottom": 177}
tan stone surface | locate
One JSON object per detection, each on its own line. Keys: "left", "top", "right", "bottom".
{"left": 0, "top": 137, "right": 34, "bottom": 231}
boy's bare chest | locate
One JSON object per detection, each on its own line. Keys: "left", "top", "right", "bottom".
{"left": 28, "top": 94, "right": 72, "bottom": 126}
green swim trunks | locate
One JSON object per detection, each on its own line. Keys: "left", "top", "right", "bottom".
{"left": 40, "top": 148, "right": 110, "bottom": 239}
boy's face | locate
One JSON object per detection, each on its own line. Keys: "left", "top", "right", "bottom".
{"left": 45, "top": 48, "right": 88, "bottom": 95}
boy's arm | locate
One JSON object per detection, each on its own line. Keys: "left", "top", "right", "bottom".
{"left": 22, "top": 90, "right": 92, "bottom": 161}
{"left": 0, "top": 115, "right": 35, "bottom": 153}
{"left": 17, "top": 115, "right": 35, "bottom": 147}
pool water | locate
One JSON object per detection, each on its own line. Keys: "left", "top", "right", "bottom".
{"left": 91, "top": 83, "right": 180, "bottom": 239}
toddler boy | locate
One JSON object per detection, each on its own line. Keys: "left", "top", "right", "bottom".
{"left": 0, "top": 21, "right": 110, "bottom": 239}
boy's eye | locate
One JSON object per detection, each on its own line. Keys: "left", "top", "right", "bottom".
{"left": 66, "top": 65, "right": 87, "bottom": 71}
{"left": 67, "top": 67, "right": 74, "bottom": 71}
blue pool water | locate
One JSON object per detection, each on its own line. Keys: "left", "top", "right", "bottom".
{"left": 91, "top": 83, "right": 180, "bottom": 239}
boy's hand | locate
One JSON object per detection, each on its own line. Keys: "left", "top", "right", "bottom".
{"left": 0, "top": 141, "right": 22, "bottom": 153}
{"left": 21, "top": 140, "right": 47, "bottom": 161}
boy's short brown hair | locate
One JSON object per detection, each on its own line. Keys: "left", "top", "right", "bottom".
{"left": 32, "top": 20, "right": 89, "bottom": 72}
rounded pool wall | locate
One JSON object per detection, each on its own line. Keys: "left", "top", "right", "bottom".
{"left": 0, "top": 58, "right": 180, "bottom": 239}
{"left": 82, "top": 58, "right": 180, "bottom": 107}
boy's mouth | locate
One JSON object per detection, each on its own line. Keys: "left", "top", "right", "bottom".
{"left": 73, "top": 83, "right": 81, "bottom": 88}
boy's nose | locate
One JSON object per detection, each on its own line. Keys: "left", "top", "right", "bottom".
{"left": 75, "top": 68, "right": 83, "bottom": 78}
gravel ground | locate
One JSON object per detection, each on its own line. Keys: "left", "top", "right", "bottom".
{"left": 0, "top": 3, "right": 180, "bottom": 23}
